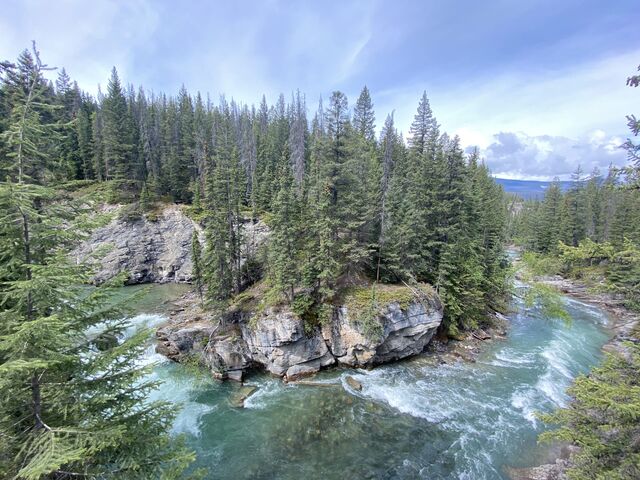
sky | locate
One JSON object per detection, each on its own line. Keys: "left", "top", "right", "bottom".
{"left": 1, "top": 0, "right": 638, "bottom": 180}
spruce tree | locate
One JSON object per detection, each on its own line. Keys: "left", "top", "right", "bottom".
{"left": 192, "top": 229, "right": 204, "bottom": 304}
{"left": 352, "top": 86, "right": 376, "bottom": 142}
{"left": 102, "top": 67, "right": 133, "bottom": 182}
{"left": 0, "top": 46, "right": 197, "bottom": 479}
{"left": 268, "top": 162, "right": 300, "bottom": 302}
{"left": 408, "top": 91, "right": 437, "bottom": 155}
{"left": 0, "top": 183, "right": 198, "bottom": 479}
{"left": 537, "top": 180, "right": 566, "bottom": 253}
{"left": 0, "top": 44, "right": 59, "bottom": 184}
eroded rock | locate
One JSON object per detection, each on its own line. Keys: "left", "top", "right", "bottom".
{"left": 322, "top": 300, "right": 443, "bottom": 367}
{"left": 157, "top": 290, "right": 444, "bottom": 381}
{"left": 76, "top": 205, "right": 200, "bottom": 284}
{"left": 241, "top": 309, "right": 336, "bottom": 378}
{"left": 76, "top": 205, "right": 269, "bottom": 285}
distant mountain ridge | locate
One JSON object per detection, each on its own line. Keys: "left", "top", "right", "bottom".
{"left": 494, "top": 178, "right": 572, "bottom": 199}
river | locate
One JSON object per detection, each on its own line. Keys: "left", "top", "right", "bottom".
{"left": 121, "top": 281, "right": 612, "bottom": 479}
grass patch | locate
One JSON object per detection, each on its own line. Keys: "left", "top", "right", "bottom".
{"left": 341, "top": 283, "right": 435, "bottom": 340}
{"left": 234, "top": 280, "right": 438, "bottom": 339}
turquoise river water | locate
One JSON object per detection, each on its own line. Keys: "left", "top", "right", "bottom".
{"left": 121, "top": 282, "right": 612, "bottom": 479}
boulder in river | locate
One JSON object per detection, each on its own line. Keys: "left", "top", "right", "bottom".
{"left": 345, "top": 376, "right": 363, "bottom": 391}
{"left": 229, "top": 385, "right": 257, "bottom": 408}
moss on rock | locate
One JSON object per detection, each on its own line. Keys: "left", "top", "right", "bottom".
{"left": 341, "top": 283, "right": 436, "bottom": 339}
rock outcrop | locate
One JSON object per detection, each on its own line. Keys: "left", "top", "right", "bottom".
{"left": 75, "top": 205, "right": 198, "bottom": 284}
{"left": 156, "top": 290, "right": 443, "bottom": 382}
{"left": 322, "top": 301, "right": 442, "bottom": 367}
{"left": 75, "top": 204, "right": 269, "bottom": 285}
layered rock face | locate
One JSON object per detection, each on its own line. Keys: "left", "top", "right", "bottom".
{"left": 156, "top": 294, "right": 443, "bottom": 381}
{"left": 75, "top": 205, "right": 197, "bottom": 284}
{"left": 323, "top": 302, "right": 442, "bottom": 366}
{"left": 75, "top": 205, "right": 269, "bottom": 285}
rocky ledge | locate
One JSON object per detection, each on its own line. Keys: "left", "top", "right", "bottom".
{"left": 156, "top": 287, "right": 443, "bottom": 382}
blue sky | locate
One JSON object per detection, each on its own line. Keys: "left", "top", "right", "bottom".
{"left": 1, "top": 0, "right": 638, "bottom": 179}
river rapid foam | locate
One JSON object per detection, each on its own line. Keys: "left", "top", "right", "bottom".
{"left": 126, "top": 286, "right": 611, "bottom": 479}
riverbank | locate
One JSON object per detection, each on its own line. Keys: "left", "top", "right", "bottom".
{"left": 538, "top": 275, "right": 639, "bottom": 353}
{"left": 147, "top": 280, "right": 609, "bottom": 478}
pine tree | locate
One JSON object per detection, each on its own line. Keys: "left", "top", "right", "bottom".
{"left": 537, "top": 180, "right": 567, "bottom": 253}
{"left": 288, "top": 90, "right": 307, "bottom": 189}
{"left": 408, "top": 91, "right": 437, "bottom": 155}
{"left": 54, "top": 69, "right": 83, "bottom": 180}
{"left": 0, "top": 44, "right": 59, "bottom": 184}
{"left": 76, "top": 96, "right": 95, "bottom": 179}
{"left": 540, "top": 343, "right": 640, "bottom": 479}
{"left": 170, "top": 85, "right": 195, "bottom": 202}
{"left": 624, "top": 64, "right": 640, "bottom": 187}
{"left": 139, "top": 180, "right": 152, "bottom": 212}
{"left": 566, "top": 165, "right": 587, "bottom": 246}
{"left": 102, "top": 67, "right": 133, "bottom": 183}
{"left": 0, "top": 183, "right": 198, "bottom": 479}
{"left": 91, "top": 90, "right": 105, "bottom": 181}
{"left": 0, "top": 46, "right": 197, "bottom": 479}
{"left": 192, "top": 229, "right": 204, "bottom": 304}
{"left": 202, "top": 105, "right": 245, "bottom": 305}
{"left": 268, "top": 162, "right": 300, "bottom": 302}
{"left": 352, "top": 86, "right": 376, "bottom": 142}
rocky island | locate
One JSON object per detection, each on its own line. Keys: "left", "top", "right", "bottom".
{"left": 78, "top": 204, "right": 444, "bottom": 382}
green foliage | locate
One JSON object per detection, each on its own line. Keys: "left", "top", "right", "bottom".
{"left": 342, "top": 284, "right": 432, "bottom": 339}
{"left": 539, "top": 343, "right": 640, "bottom": 479}
{"left": 608, "top": 239, "right": 640, "bottom": 311}
{"left": 0, "top": 181, "right": 197, "bottom": 480}
{"left": 192, "top": 229, "right": 204, "bottom": 304}
{"left": 524, "top": 283, "right": 571, "bottom": 325}
{"left": 202, "top": 119, "right": 244, "bottom": 306}
{"left": 267, "top": 162, "right": 301, "bottom": 303}
{"left": 521, "top": 251, "right": 564, "bottom": 277}
{"left": 1, "top": 44, "right": 513, "bottom": 364}
{"left": 0, "top": 46, "right": 198, "bottom": 479}
{"left": 139, "top": 180, "right": 152, "bottom": 212}
{"left": 558, "top": 239, "right": 615, "bottom": 268}
{"left": 527, "top": 68, "right": 640, "bottom": 477}
{"left": 290, "top": 292, "right": 334, "bottom": 335}
{"left": 343, "top": 285, "right": 385, "bottom": 339}
{"left": 102, "top": 67, "right": 139, "bottom": 183}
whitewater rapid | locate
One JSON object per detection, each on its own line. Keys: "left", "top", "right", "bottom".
{"left": 125, "top": 286, "right": 611, "bottom": 479}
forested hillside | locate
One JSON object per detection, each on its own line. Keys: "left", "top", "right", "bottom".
{"left": 1, "top": 46, "right": 510, "bottom": 337}
{"left": 0, "top": 45, "right": 512, "bottom": 477}
{"left": 512, "top": 166, "right": 640, "bottom": 309}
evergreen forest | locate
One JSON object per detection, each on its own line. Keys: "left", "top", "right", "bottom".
{"left": 0, "top": 44, "right": 509, "bottom": 478}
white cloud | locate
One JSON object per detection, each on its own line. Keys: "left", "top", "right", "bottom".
{"left": 1, "top": 1, "right": 636, "bottom": 179}
{"left": 480, "top": 130, "right": 627, "bottom": 180}
{"left": 0, "top": 0, "right": 161, "bottom": 93}
{"left": 375, "top": 48, "right": 639, "bottom": 178}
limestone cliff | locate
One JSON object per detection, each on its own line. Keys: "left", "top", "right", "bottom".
{"left": 156, "top": 286, "right": 443, "bottom": 381}
{"left": 75, "top": 204, "right": 268, "bottom": 285}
